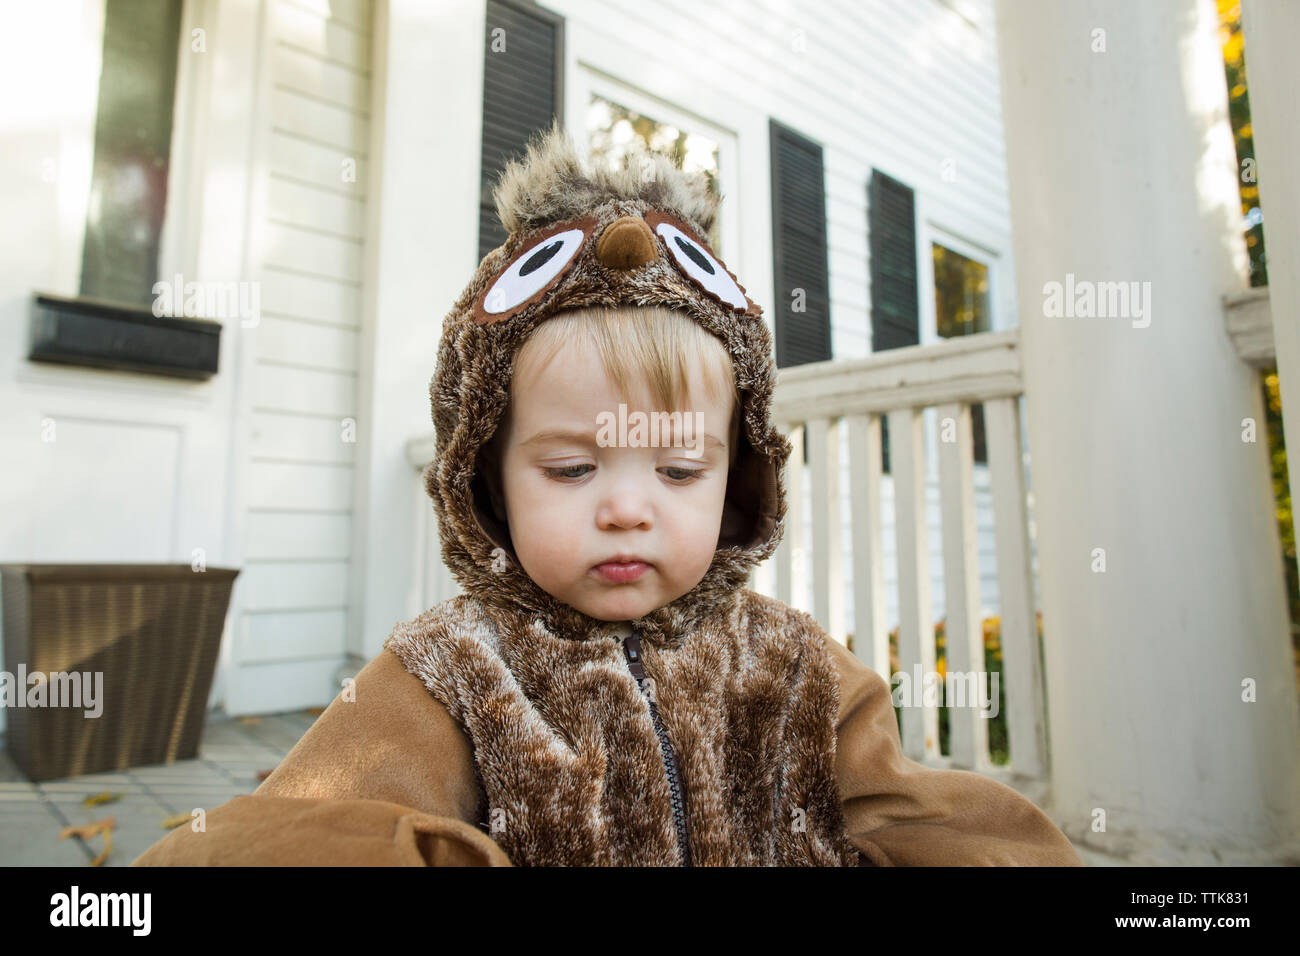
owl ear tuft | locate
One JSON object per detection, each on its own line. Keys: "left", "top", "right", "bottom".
{"left": 492, "top": 119, "right": 598, "bottom": 236}
{"left": 491, "top": 118, "right": 720, "bottom": 240}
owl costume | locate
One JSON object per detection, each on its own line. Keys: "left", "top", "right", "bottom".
{"left": 133, "top": 122, "right": 1081, "bottom": 867}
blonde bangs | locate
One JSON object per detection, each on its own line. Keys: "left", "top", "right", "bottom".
{"left": 515, "top": 304, "right": 741, "bottom": 454}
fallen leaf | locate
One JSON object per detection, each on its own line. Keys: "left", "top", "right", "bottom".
{"left": 161, "top": 813, "right": 191, "bottom": 829}
{"left": 306, "top": 707, "right": 325, "bottom": 716}
{"left": 237, "top": 715, "right": 261, "bottom": 725}
{"left": 59, "top": 817, "right": 116, "bottom": 841}
{"left": 91, "top": 830, "right": 112, "bottom": 867}
{"left": 255, "top": 768, "right": 276, "bottom": 781}
{"left": 82, "top": 791, "right": 122, "bottom": 808}
{"left": 59, "top": 816, "right": 116, "bottom": 866}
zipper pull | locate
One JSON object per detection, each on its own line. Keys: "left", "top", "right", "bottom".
{"left": 622, "top": 632, "right": 648, "bottom": 685}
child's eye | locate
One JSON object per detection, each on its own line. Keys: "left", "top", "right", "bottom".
{"left": 660, "top": 466, "right": 704, "bottom": 483}
{"left": 542, "top": 465, "right": 704, "bottom": 483}
{"left": 543, "top": 464, "right": 593, "bottom": 480}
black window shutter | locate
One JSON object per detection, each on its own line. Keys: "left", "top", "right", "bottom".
{"left": 868, "top": 170, "right": 919, "bottom": 473}
{"left": 769, "top": 120, "right": 831, "bottom": 372}
{"left": 479, "top": 0, "right": 565, "bottom": 260}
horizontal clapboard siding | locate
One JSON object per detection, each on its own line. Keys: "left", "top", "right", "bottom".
{"left": 268, "top": 132, "right": 368, "bottom": 200}
{"left": 250, "top": 410, "right": 359, "bottom": 463}
{"left": 260, "top": 271, "right": 362, "bottom": 327}
{"left": 239, "top": 609, "right": 349, "bottom": 664}
{"left": 236, "top": 0, "right": 373, "bottom": 708}
{"left": 267, "top": 172, "right": 366, "bottom": 237}
{"left": 245, "top": 512, "right": 354, "bottom": 561}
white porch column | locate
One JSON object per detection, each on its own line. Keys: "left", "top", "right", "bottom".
{"left": 994, "top": 0, "right": 1300, "bottom": 863}
{"left": 1241, "top": 6, "right": 1300, "bottom": 605}
{"left": 351, "top": 0, "right": 485, "bottom": 660}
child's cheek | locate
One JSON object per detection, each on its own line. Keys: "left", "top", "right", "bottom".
{"left": 511, "top": 479, "right": 584, "bottom": 563}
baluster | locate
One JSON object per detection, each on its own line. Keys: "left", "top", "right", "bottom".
{"left": 774, "top": 421, "right": 804, "bottom": 608}
{"left": 806, "top": 417, "right": 845, "bottom": 642}
{"left": 937, "top": 402, "right": 990, "bottom": 770}
{"left": 887, "top": 406, "right": 939, "bottom": 761}
{"left": 846, "top": 413, "right": 889, "bottom": 677}
{"left": 985, "top": 396, "right": 1047, "bottom": 778}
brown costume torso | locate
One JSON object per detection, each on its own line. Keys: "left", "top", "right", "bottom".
{"left": 385, "top": 590, "right": 863, "bottom": 866}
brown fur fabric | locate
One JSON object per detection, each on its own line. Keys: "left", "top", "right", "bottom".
{"left": 385, "top": 122, "right": 862, "bottom": 865}
{"left": 386, "top": 590, "right": 862, "bottom": 865}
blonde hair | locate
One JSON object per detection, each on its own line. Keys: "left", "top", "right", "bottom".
{"left": 498, "top": 304, "right": 741, "bottom": 464}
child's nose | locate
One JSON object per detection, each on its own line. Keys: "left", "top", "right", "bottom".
{"left": 596, "top": 215, "right": 658, "bottom": 270}
{"left": 596, "top": 483, "right": 654, "bottom": 529}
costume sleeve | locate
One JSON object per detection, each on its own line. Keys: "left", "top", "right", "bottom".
{"left": 822, "top": 635, "right": 1083, "bottom": 866}
{"left": 130, "top": 649, "right": 512, "bottom": 867}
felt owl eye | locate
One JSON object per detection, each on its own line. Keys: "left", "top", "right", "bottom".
{"left": 483, "top": 228, "right": 585, "bottom": 315}
{"left": 648, "top": 218, "right": 751, "bottom": 312}
{"left": 474, "top": 215, "right": 597, "bottom": 324}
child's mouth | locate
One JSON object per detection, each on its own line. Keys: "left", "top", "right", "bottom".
{"left": 592, "top": 560, "right": 651, "bottom": 583}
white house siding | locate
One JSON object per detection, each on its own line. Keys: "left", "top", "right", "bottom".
{"left": 226, "top": 0, "right": 374, "bottom": 713}
{"left": 540, "top": 0, "right": 1027, "bottom": 637}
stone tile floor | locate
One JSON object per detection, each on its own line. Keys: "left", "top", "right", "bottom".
{"left": 0, "top": 708, "right": 318, "bottom": 866}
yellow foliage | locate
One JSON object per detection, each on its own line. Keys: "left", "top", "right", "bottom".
{"left": 1221, "top": 31, "right": 1243, "bottom": 65}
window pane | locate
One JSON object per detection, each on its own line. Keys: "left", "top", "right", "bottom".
{"left": 932, "top": 242, "right": 989, "bottom": 338}
{"left": 933, "top": 242, "right": 990, "bottom": 462}
{"left": 586, "top": 94, "right": 722, "bottom": 253}
{"left": 80, "top": 0, "right": 183, "bottom": 307}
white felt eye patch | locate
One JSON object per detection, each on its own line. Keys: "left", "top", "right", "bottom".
{"left": 652, "top": 221, "right": 749, "bottom": 312}
{"left": 482, "top": 227, "right": 587, "bottom": 316}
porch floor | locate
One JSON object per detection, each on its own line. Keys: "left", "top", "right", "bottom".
{"left": 0, "top": 708, "right": 317, "bottom": 866}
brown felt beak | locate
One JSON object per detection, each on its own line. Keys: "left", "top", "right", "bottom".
{"left": 595, "top": 215, "right": 659, "bottom": 270}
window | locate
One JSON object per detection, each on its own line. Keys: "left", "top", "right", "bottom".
{"left": 80, "top": 0, "right": 184, "bottom": 308}
{"left": 587, "top": 94, "right": 722, "bottom": 253}
{"left": 932, "top": 241, "right": 989, "bottom": 463}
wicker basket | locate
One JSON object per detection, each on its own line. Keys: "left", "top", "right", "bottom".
{"left": 0, "top": 564, "right": 238, "bottom": 782}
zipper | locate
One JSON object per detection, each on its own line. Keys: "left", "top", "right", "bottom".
{"left": 621, "top": 630, "right": 693, "bottom": 866}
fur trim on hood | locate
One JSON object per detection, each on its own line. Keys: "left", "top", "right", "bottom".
{"left": 427, "top": 119, "right": 791, "bottom": 645}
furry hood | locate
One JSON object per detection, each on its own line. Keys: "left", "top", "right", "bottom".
{"left": 426, "top": 120, "right": 791, "bottom": 644}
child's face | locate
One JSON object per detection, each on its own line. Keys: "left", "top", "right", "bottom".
{"left": 482, "top": 336, "right": 735, "bottom": 622}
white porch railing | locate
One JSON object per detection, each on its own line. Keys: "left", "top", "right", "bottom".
{"left": 766, "top": 329, "right": 1049, "bottom": 795}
